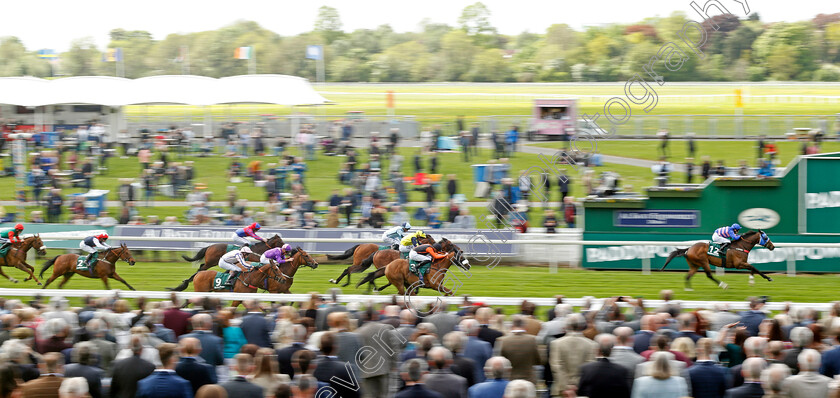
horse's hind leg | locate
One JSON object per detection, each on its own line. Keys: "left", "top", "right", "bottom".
{"left": 330, "top": 267, "right": 352, "bottom": 285}
{"left": 684, "top": 264, "right": 698, "bottom": 291}
{"left": 703, "top": 265, "right": 726, "bottom": 289}
{"left": 111, "top": 272, "right": 136, "bottom": 291}
{"left": 58, "top": 273, "right": 75, "bottom": 288}
{"left": 745, "top": 264, "right": 773, "bottom": 282}
{"left": 41, "top": 272, "right": 60, "bottom": 288}
{"left": 0, "top": 268, "right": 18, "bottom": 284}
{"left": 99, "top": 274, "right": 111, "bottom": 290}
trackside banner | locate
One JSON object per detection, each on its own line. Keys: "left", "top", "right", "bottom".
{"left": 112, "top": 226, "right": 516, "bottom": 256}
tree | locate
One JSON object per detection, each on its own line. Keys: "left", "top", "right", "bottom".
{"left": 753, "top": 22, "right": 817, "bottom": 80}
{"left": 62, "top": 37, "right": 99, "bottom": 76}
{"left": 468, "top": 49, "right": 510, "bottom": 81}
{"left": 766, "top": 44, "right": 800, "bottom": 80}
{"left": 439, "top": 30, "right": 477, "bottom": 80}
{"left": 314, "top": 6, "right": 343, "bottom": 44}
{"left": 106, "top": 29, "right": 154, "bottom": 78}
{"left": 458, "top": 2, "right": 495, "bottom": 36}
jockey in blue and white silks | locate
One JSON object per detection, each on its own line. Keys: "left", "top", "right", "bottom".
{"left": 712, "top": 223, "right": 742, "bottom": 251}
{"left": 220, "top": 246, "right": 254, "bottom": 288}
{"left": 382, "top": 222, "right": 411, "bottom": 250}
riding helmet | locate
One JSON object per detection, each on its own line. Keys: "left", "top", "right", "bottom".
{"left": 432, "top": 243, "right": 442, "bottom": 251}
{"left": 98, "top": 233, "right": 108, "bottom": 240}
{"left": 402, "top": 222, "right": 411, "bottom": 230}
{"left": 252, "top": 222, "right": 261, "bottom": 230}
{"left": 282, "top": 244, "right": 291, "bottom": 252}
{"left": 14, "top": 223, "right": 23, "bottom": 230}
{"left": 240, "top": 246, "right": 253, "bottom": 254}
{"left": 731, "top": 223, "right": 741, "bottom": 230}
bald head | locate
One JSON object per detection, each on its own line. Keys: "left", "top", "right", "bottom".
{"left": 459, "top": 319, "right": 479, "bottom": 336}
{"left": 180, "top": 337, "right": 202, "bottom": 356}
{"left": 744, "top": 337, "right": 767, "bottom": 358}
{"left": 400, "top": 309, "right": 416, "bottom": 325}
{"left": 475, "top": 307, "right": 494, "bottom": 324}
{"left": 798, "top": 348, "right": 821, "bottom": 372}
{"left": 742, "top": 357, "right": 767, "bottom": 382}
{"left": 427, "top": 347, "right": 453, "bottom": 370}
{"left": 484, "top": 356, "right": 512, "bottom": 380}
{"left": 613, "top": 327, "right": 634, "bottom": 346}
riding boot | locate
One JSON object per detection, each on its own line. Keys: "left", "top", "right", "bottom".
{"left": 225, "top": 271, "right": 240, "bottom": 288}
{"left": 0, "top": 242, "right": 9, "bottom": 251}
{"left": 418, "top": 272, "right": 425, "bottom": 286}
{"left": 719, "top": 242, "right": 730, "bottom": 252}
{"left": 392, "top": 244, "right": 400, "bottom": 251}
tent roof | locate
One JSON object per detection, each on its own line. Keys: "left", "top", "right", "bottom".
{"left": 0, "top": 74, "right": 330, "bottom": 107}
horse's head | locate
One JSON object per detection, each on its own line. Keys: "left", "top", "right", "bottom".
{"left": 267, "top": 234, "right": 285, "bottom": 248}
{"left": 30, "top": 234, "right": 46, "bottom": 256}
{"left": 292, "top": 247, "right": 318, "bottom": 269}
{"left": 757, "top": 229, "right": 774, "bottom": 251}
{"left": 116, "top": 243, "right": 136, "bottom": 266}
{"left": 439, "top": 237, "right": 470, "bottom": 271}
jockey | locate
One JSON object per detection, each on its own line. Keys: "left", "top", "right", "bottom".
{"left": 382, "top": 222, "right": 411, "bottom": 250}
{"left": 220, "top": 246, "right": 254, "bottom": 288}
{"left": 409, "top": 243, "right": 447, "bottom": 286}
{"left": 0, "top": 223, "right": 24, "bottom": 251}
{"left": 399, "top": 230, "right": 428, "bottom": 257}
{"left": 712, "top": 223, "right": 742, "bottom": 251}
{"left": 260, "top": 244, "right": 293, "bottom": 265}
{"left": 233, "top": 222, "right": 265, "bottom": 248}
{"left": 79, "top": 233, "right": 111, "bottom": 269}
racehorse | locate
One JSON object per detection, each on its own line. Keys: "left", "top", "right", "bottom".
{"left": 382, "top": 238, "right": 471, "bottom": 296}
{"left": 192, "top": 247, "right": 319, "bottom": 308}
{"left": 358, "top": 236, "right": 467, "bottom": 293}
{"left": 328, "top": 234, "right": 434, "bottom": 287}
{"left": 173, "top": 234, "right": 284, "bottom": 290}
{"left": 40, "top": 243, "right": 137, "bottom": 290}
{"left": 661, "top": 230, "right": 775, "bottom": 291}
{"left": 0, "top": 235, "right": 47, "bottom": 284}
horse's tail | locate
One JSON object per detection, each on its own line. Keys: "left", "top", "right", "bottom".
{"left": 327, "top": 244, "right": 360, "bottom": 261}
{"left": 661, "top": 248, "right": 689, "bottom": 271}
{"left": 358, "top": 252, "right": 375, "bottom": 272}
{"left": 40, "top": 256, "right": 60, "bottom": 278}
{"left": 356, "top": 267, "right": 385, "bottom": 289}
{"left": 182, "top": 246, "right": 209, "bottom": 262}
{"left": 167, "top": 270, "right": 199, "bottom": 291}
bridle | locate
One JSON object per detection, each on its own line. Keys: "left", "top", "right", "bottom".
{"left": 103, "top": 245, "right": 133, "bottom": 266}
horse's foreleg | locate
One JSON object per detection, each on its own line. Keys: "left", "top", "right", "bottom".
{"left": 19, "top": 262, "right": 41, "bottom": 285}
{"left": 0, "top": 268, "right": 18, "bottom": 284}
{"left": 111, "top": 272, "right": 136, "bottom": 291}
{"left": 342, "top": 273, "right": 351, "bottom": 288}
{"left": 99, "top": 274, "right": 111, "bottom": 290}
{"left": 330, "top": 268, "right": 351, "bottom": 285}
{"left": 684, "top": 268, "right": 696, "bottom": 291}
{"left": 58, "top": 273, "right": 75, "bottom": 288}
{"left": 745, "top": 264, "right": 773, "bottom": 282}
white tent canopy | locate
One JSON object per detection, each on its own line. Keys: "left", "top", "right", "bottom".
{"left": 0, "top": 74, "right": 330, "bottom": 107}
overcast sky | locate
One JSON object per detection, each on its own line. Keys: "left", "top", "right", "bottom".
{"left": 2, "top": 0, "right": 834, "bottom": 51}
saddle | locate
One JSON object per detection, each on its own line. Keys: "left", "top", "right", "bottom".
{"left": 707, "top": 242, "right": 728, "bottom": 260}
{"left": 213, "top": 272, "right": 233, "bottom": 290}
{"left": 226, "top": 244, "right": 239, "bottom": 253}
{"left": 408, "top": 260, "right": 431, "bottom": 277}
{"left": 76, "top": 253, "right": 98, "bottom": 273}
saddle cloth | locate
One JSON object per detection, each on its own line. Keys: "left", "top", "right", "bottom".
{"left": 76, "top": 253, "right": 98, "bottom": 272}
{"left": 213, "top": 272, "right": 232, "bottom": 290}
{"left": 707, "top": 242, "right": 727, "bottom": 259}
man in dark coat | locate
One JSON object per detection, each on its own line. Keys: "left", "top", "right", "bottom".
{"left": 221, "top": 354, "right": 264, "bottom": 397}
{"left": 110, "top": 336, "right": 156, "bottom": 398}
{"left": 577, "top": 334, "right": 631, "bottom": 398}
{"left": 313, "top": 333, "right": 361, "bottom": 398}
{"left": 64, "top": 342, "right": 105, "bottom": 398}
{"left": 239, "top": 300, "right": 273, "bottom": 348}
{"left": 175, "top": 337, "right": 218, "bottom": 394}
{"left": 179, "top": 314, "right": 224, "bottom": 367}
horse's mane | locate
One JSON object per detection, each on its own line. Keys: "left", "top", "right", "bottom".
{"left": 741, "top": 231, "right": 760, "bottom": 238}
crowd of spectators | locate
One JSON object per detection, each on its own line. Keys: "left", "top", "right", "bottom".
{"left": 3, "top": 291, "right": 840, "bottom": 398}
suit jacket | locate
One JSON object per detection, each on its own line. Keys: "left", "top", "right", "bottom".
{"left": 451, "top": 355, "right": 477, "bottom": 387}
{"left": 175, "top": 357, "right": 218, "bottom": 393}
{"left": 13, "top": 361, "right": 40, "bottom": 382}
{"left": 276, "top": 342, "right": 307, "bottom": 378}
{"left": 136, "top": 370, "right": 193, "bottom": 398}
{"left": 315, "top": 304, "right": 347, "bottom": 332}
{"left": 335, "top": 331, "right": 364, "bottom": 380}
{"left": 577, "top": 358, "right": 631, "bottom": 398}
{"left": 549, "top": 332, "right": 597, "bottom": 396}
{"left": 64, "top": 363, "right": 104, "bottom": 398}
{"left": 495, "top": 332, "right": 541, "bottom": 383}
{"left": 240, "top": 312, "right": 274, "bottom": 347}
{"left": 821, "top": 345, "right": 840, "bottom": 377}
{"left": 467, "top": 379, "right": 508, "bottom": 398}
{"left": 477, "top": 325, "right": 503, "bottom": 348}
{"left": 782, "top": 347, "right": 804, "bottom": 375}
{"left": 723, "top": 382, "right": 764, "bottom": 398}
{"left": 397, "top": 325, "right": 416, "bottom": 347}
{"left": 380, "top": 317, "right": 400, "bottom": 329}
{"left": 356, "top": 322, "right": 400, "bottom": 378}
{"left": 463, "top": 336, "right": 492, "bottom": 383}
{"left": 609, "top": 346, "right": 645, "bottom": 387}
{"left": 737, "top": 310, "right": 766, "bottom": 337}
{"left": 426, "top": 313, "right": 460, "bottom": 342}
{"left": 423, "top": 369, "right": 467, "bottom": 398}
{"left": 633, "top": 330, "right": 655, "bottom": 354}
{"left": 313, "top": 356, "right": 361, "bottom": 398}
{"left": 179, "top": 330, "right": 224, "bottom": 366}
{"left": 221, "top": 376, "right": 264, "bottom": 397}
{"left": 19, "top": 374, "right": 64, "bottom": 398}
{"left": 153, "top": 325, "right": 176, "bottom": 343}
{"left": 782, "top": 371, "right": 832, "bottom": 398}
{"left": 110, "top": 355, "right": 156, "bottom": 398}
{"left": 688, "top": 360, "right": 730, "bottom": 398}
{"left": 88, "top": 337, "right": 118, "bottom": 376}
{"left": 163, "top": 308, "right": 191, "bottom": 337}
{"left": 676, "top": 330, "right": 703, "bottom": 343}
{"left": 395, "top": 384, "right": 444, "bottom": 398}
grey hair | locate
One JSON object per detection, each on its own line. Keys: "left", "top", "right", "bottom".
{"left": 555, "top": 304, "right": 572, "bottom": 318}
{"left": 613, "top": 326, "right": 634, "bottom": 345}
{"left": 0, "top": 339, "right": 26, "bottom": 362}
{"left": 798, "top": 348, "right": 822, "bottom": 372}
{"left": 484, "top": 356, "right": 512, "bottom": 380}
{"left": 416, "top": 322, "right": 437, "bottom": 335}
{"left": 503, "top": 380, "right": 537, "bottom": 398}
{"left": 761, "top": 364, "right": 790, "bottom": 394}
{"left": 459, "top": 319, "right": 479, "bottom": 335}
{"left": 297, "top": 374, "right": 316, "bottom": 391}
{"left": 72, "top": 341, "right": 99, "bottom": 366}
{"left": 566, "top": 313, "right": 587, "bottom": 332}
{"left": 85, "top": 318, "right": 105, "bottom": 336}
{"left": 443, "top": 331, "right": 466, "bottom": 354}
{"left": 790, "top": 327, "right": 814, "bottom": 348}
{"left": 428, "top": 346, "right": 453, "bottom": 370}
{"left": 744, "top": 336, "right": 767, "bottom": 358}
{"left": 595, "top": 333, "right": 616, "bottom": 357}
{"left": 401, "top": 358, "right": 428, "bottom": 382}
{"left": 59, "top": 377, "right": 89, "bottom": 396}
{"left": 191, "top": 313, "right": 212, "bottom": 330}
{"left": 742, "top": 357, "right": 767, "bottom": 382}
{"left": 42, "top": 318, "right": 69, "bottom": 339}
{"left": 291, "top": 324, "right": 307, "bottom": 342}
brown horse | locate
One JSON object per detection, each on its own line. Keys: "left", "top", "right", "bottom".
{"left": 328, "top": 234, "right": 435, "bottom": 287}
{"left": 358, "top": 236, "right": 467, "bottom": 293}
{"left": 383, "top": 238, "right": 471, "bottom": 296}
{"left": 192, "top": 247, "right": 319, "bottom": 308}
{"left": 40, "top": 243, "right": 138, "bottom": 290}
{"left": 661, "top": 230, "right": 775, "bottom": 291}
{"left": 0, "top": 235, "right": 47, "bottom": 284}
{"left": 173, "top": 234, "right": 284, "bottom": 290}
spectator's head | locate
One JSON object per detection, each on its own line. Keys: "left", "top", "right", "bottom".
{"left": 651, "top": 332, "right": 671, "bottom": 352}
{"left": 195, "top": 384, "right": 228, "bottom": 398}
{"left": 650, "top": 351, "right": 672, "bottom": 380}
{"left": 566, "top": 313, "right": 587, "bottom": 333}
{"left": 742, "top": 357, "right": 767, "bottom": 382}
{"left": 254, "top": 348, "right": 279, "bottom": 378}
{"left": 291, "top": 349, "right": 315, "bottom": 375}
{"left": 129, "top": 334, "right": 144, "bottom": 356}
{"left": 417, "top": 335, "right": 437, "bottom": 355}
{"left": 233, "top": 353, "right": 254, "bottom": 377}
{"left": 790, "top": 326, "right": 814, "bottom": 349}
{"left": 191, "top": 313, "right": 212, "bottom": 331}
{"left": 484, "top": 356, "right": 512, "bottom": 381}
{"left": 594, "top": 333, "right": 615, "bottom": 357}
{"left": 749, "top": 297, "right": 765, "bottom": 310}
{"left": 798, "top": 348, "right": 821, "bottom": 372}
{"left": 319, "top": 332, "right": 336, "bottom": 356}
{"left": 695, "top": 338, "right": 713, "bottom": 360}
{"left": 613, "top": 326, "right": 634, "bottom": 346}
{"left": 677, "top": 313, "right": 696, "bottom": 331}
{"left": 180, "top": 337, "right": 202, "bottom": 357}
{"left": 744, "top": 336, "right": 767, "bottom": 358}
{"left": 503, "top": 380, "right": 536, "bottom": 398}
{"left": 40, "top": 352, "right": 64, "bottom": 375}
{"left": 427, "top": 346, "right": 453, "bottom": 371}
{"left": 290, "top": 324, "right": 307, "bottom": 344}
{"left": 400, "top": 358, "right": 428, "bottom": 384}
{"left": 671, "top": 337, "right": 696, "bottom": 360}
{"left": 443, "top": 331, "right": 466, "bottom": 354}
{"left": 58, "top": 377, "right": 89, "bottom": 398}
{"left": 761, "top": 364, "right": 791, "bottom": 396}
{"left": 459, "top": 318, "right": 479, "bottom": 336}
{"left": 159, "top": 343, "right": 179, "bottom": 370}
{"left": 72, "top": 341, "right": 98, "bottom": 366}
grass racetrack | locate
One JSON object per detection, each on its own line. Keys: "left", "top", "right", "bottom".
{"left": 7, "top": 257, "right": 840, "bottom": 304}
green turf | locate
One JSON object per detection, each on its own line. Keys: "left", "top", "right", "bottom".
{"left": 7, "top": 259, "right": 839, "bottom": 304}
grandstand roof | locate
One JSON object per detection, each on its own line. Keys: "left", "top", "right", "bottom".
{"left": 0, "top": 74, "right": 330, "bottom": 107}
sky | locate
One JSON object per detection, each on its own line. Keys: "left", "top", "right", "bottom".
{"left": 1, "top": 0, "right": 834, "bottom": 51}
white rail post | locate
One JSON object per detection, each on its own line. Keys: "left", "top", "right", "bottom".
{"left": 642, "top": 257, "right": 651, "bottom": 275}
{"left": 787, "top": 256, "right": 796, "bottom": 277}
